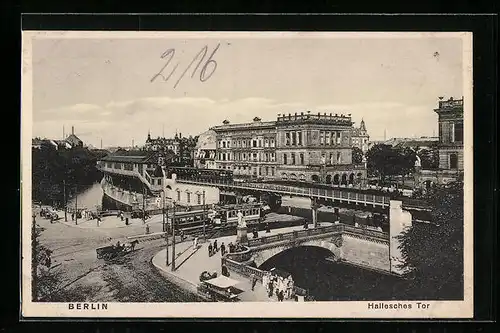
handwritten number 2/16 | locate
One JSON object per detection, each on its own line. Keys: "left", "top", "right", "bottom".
{"left": 150, "top": 44, "right": 221, "bottom": 88}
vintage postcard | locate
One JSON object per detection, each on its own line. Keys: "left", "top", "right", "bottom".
{"left": 21, "top": 31, "right": 473, "bottom": 318}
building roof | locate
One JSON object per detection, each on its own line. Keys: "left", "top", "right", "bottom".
{"left": 66, "top": 134, "right": 83, "bottom": 142}
{"left": 100, "top": 149, "right": 160, "bottom": 163}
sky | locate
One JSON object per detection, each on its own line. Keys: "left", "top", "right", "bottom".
{"left": 30, "top": 33, "right": 465, "bottom": 147}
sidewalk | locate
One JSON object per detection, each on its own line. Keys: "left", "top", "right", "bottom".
{"left": 152, "top": 223, "right": 332, "bottom": 302}
{"left": 55, "top": 210, "right": 165, "bottom": 230}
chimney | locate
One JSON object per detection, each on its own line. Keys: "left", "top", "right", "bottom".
{"left": 72, "top": 126, "right": 74, "bottom": 135}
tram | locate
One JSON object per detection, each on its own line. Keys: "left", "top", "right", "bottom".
{"left": 166, "top": 209, "right": 211, "bottom": 234}
{"left": 211, "top": 203, "right": 263, "bottom": 227}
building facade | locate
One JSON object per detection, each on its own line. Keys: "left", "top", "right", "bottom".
{"left": 435, "top": 97, "right": 464, "bottom": 170}
{"left": 211, "top": 117, "right": 278, "bottom": 179}
{"left": 194, "top": 129, "right": 218, "bottom": 169}
{"left": 276, "top": 112, "right": 365, "bottom": 184}
{"left": 350, "top": 119, "right": 370, "bottom": 153}
{"left": 210, "top": 112, "right": 367, "bottom": 185}
{"left": 143, "top": 132, "right": 197, "bottom": 166}
{"left": 414, "top": 97, "right": 464, "bottom": 188}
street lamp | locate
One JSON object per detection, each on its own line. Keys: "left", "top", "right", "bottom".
{"left": 202, "top": 189, "right": 206, "bottom": 241}
{"left": 171, "top": 201, "right": 177, "bottom": 272}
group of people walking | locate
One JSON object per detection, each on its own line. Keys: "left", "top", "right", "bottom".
{"left": 262, "top": 271, "right": 295, "bottom": 302}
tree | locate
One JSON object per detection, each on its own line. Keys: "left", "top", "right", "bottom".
{"left": 352, "top": 147, "right": 363, "bottom": 164}
{"left": 418, "top": 146, "right": 439, "bottom": 169}
{"left": 32, "top": 218, "right": 58, "bottom": 301}
{"left": 396, "top": 181, "right": 464, "bottom": 299}
{"left": 366, "top": 144, "right": 404, "bottom": 183}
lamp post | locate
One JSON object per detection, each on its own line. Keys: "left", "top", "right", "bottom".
{"left": 171, "top": 201, "right": 176, "bottom": 271}
{"left": 202, "top": 190, "right": 206, "bottom": 241}
{"left": 63, "top": 179, "right": 67, "bottom": 222}
{"left": 74, "top": 184, "right": 78, "bottom": 225}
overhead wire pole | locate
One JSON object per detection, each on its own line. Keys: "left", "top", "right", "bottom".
{"left": 171, "top": 202, "right": 176, "bottom": 271}
{"left": 161, "top": 166, "right": 169, "bottom": 266}
{"left": 74, "top": 184, "right": 78, "bottom": 225}
{"left": 202, "top": 190, "right": 206, "bottom": 241}
{"left": 63, "top": 179, "right": 67, "bottom": 222}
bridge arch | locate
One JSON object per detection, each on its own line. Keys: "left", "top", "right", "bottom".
{"left": 252, "top": 241, "right": 342, "bottom": 268}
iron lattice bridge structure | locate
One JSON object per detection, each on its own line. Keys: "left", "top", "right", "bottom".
{"left": 176, "top": 178, "right": 431, "bottom": 212}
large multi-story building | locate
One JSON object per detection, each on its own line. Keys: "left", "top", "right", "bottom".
{"left": 143, "top": 132, "right": 197, "bottom": 166}
{"left": 211, "top": 117, "right": 277, "bottom": 179}
{"left": 435, "top": 97, "right": 464, "bottom": 170}
{"left": 194, "top": 130, "right": 218, "bottom": 169}
{"left": 414, "top": 97, "right": 464, "bottom": 188}
{"left": 210, "top": 112, "right": 367, "bottom": 185}
{"left": 350, "top": 119, "right": 370, "bottom": 153}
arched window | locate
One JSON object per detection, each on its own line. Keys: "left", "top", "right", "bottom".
{"left": 283, "top": 153, "right": 288, "bottom": 165}
{"left": 348, "top": 173, "right": 355, "bottom": 185}
{"left": 341, "top": 174, "right": 347, "bottom": 185}
{"left": 325, "top": 175, "right": 332, "bottom": 184}
{"left": 311, "top": 174, "right": 320, "bottom": 182}
{"left": 333, "top": 174, "right": 340, "bottom": 185}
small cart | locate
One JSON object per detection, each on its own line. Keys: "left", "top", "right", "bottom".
{"left": 197, "top": 276, "right": 245, "bottom": 302}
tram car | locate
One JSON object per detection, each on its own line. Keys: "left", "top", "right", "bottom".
{"left": 211, "top": 203, "right": 263, "bottom": 227}
{"left": 166, "top": 209, "right": 211, "bottom": 234}
{"left": 166, "top": 167, "right": 233, "bottom": 183}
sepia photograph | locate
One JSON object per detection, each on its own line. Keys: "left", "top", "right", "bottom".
{"left": 21, "top": 31, "right": 473, "bottom": 318}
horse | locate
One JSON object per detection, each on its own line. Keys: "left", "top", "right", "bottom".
{"left": 125, "top": 240, "right": 139, "bottom": 252}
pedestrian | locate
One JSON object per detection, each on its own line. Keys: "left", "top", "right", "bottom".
{"left": 145, "top": 224, "right": 150, "bottom": 234}
{"left": 250, "top": 273, "right": 258, "bottom": 291}
{"left": 71, "top": 213, "right": 74, "bottom": 221}
{"left": 265, "top": 222, "right": 270, "bottom": 233}
{"left": 221, "top": 265, "right": 229, "bottom": 277}
{"left": 208, "top": 242, "right": 213, "bottom": 257}
{"left": 220, "top": 242, "right": 226, "bottom": 256}
{"left": 278, "top": 290, "right": 284, "bottom": 302}
{"left": 213, "top": 239, "right": 218, "bottom": 252}
{"left": 193, "top": 237, "right": 198, "bottom": 250}
{"left": 180, "top": 230, "right": 185, "bottom": 241}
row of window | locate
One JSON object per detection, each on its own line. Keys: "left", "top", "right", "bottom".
{"left": 105, "top": 162, "right": 156, "bottom": 170}
{"left": 218, "top": 152, "right": 276, "bottom": 162}
{"left": 319, "top": 131, "right": 342, "bottom": 145}
{"left": 176, "top": 190, "right": 203, "bottom": 204}
{"left": 282, "top": 152, "right": 343, "bottom": 165}
{"left": 217, "top": 164, "right": 276, "bottom": 176}
{"left": 218, "top": 138, "right": 276, "bottom": 149}
{"left": 439, "top": 121, "right": 464, "bottom": 143}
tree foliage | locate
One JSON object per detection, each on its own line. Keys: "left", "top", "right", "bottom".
{"left": 32, "top": 146, "right": 106, "bottom": 206}
{"left": 31, "top": 218, "right": 59, "bottom": 301}
{"left": 397, "top": 181, "right": 464, "bottom": 299}
{"left": 366, "top": 144, "right": 414, "bottom": 180}
{"left": 352, "top": 147, "right": 363, "bottom": 164}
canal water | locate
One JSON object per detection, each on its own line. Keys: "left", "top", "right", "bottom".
{"left": 259, "top": 246, "right": 453, "bottom": 301}
{"left": 67, "top": 182, "right": 104, "bottom": 211}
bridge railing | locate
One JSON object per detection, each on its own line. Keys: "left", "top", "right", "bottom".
{"left": 178, "top": 179, "right": 391, "bottom": 207}
{"left": 246, "top": 223, "right": 388, "bottom": 248}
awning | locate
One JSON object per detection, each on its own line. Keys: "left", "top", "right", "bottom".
{"left": 204, "top": 276, "right": 241, "bottom": 289}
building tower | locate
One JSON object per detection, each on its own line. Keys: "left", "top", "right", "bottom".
{"left": 435, "top": 97, "right": 464, "bottom": 170}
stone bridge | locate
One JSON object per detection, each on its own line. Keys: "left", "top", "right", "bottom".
{"left": 226, "top": 224, "right": 396, "bottom": 275}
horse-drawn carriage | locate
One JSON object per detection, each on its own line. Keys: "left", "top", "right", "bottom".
{"left": 96, "top": 240, "right": 139, "bottom": 260}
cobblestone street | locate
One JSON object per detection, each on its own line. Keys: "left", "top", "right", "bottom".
{"left": 34, "top": 212, "right": 202, "bottom": 302}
